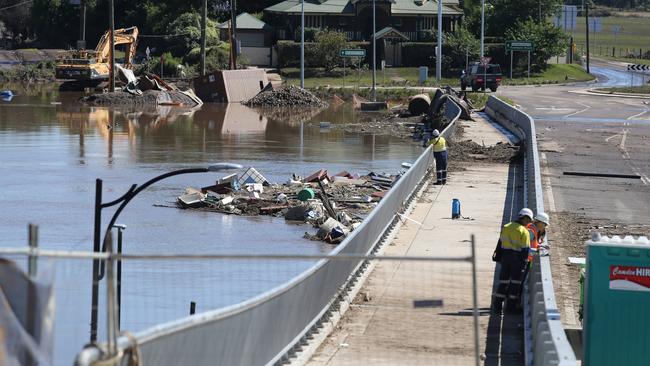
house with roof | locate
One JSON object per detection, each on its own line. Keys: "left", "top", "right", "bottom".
{"left": 219, "top": 13, "right": 275, "bottom": 66}
{"left": 263, "top": 0, "right": 462, "bottom": 66}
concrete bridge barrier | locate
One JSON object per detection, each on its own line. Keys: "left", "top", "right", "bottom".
{"left": 485, "top": 96, "right": 577, "bottom": 365}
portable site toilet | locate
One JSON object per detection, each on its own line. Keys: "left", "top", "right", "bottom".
{"left": 584, "top": 234, "right": 650, "bottom": 365}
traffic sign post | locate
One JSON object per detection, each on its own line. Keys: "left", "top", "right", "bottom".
{"left": 506, "top": 40, "right": 534, "bottom": 79}
{"left": 339, "top": 49, "right": 366, "bottom": 88}
{"left": 627, "top": 64, "right": 650, "bottom": 87}
{"left": 480, "top": 56, "right": 491, "bottom": 93}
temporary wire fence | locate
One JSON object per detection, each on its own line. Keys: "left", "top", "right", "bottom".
{"left": 1, "top": 243, "right": 480, "bottom": 366}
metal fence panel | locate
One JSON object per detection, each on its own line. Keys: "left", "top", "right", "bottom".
{"left": 75, "top": 100, "right": 463, "bottom": 365}
{"left": 485, "top": 96, "right": 576, "bottom": 365}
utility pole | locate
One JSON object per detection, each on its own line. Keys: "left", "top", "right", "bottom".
{"left": 79, "top": 0, "right": 87, "bottom": 48}
{"left": 436, "top": 0, "right": 442, "bottom": 82}
{"left": 479, "top": 0, "right": 485, "bottom": 57}
{"left": 108, "top": 0, "right": 115, "bottom": 92}
{"left": 231, "top": 0, "right": 237, "bottom": 68}
{"left": 200, "top": 0, "right": 207, "bottom": 76}
{"left": 300, "top": 0, "right": 305, "bottom": 88}
{"left": 585, "top": 1, "right": 590, "bottom": 73}
{"left": 372, "top": 0, "right": 376, "bottom": 102}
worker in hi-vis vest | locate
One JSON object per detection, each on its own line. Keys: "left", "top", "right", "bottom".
{"left": 428, "top": 129, "right": 447, "bottom": 185}
{"left": 526, "top": 212, "right": 550, "bottom": 264}
{"left": 492, "top": 208, "right": 533, "bottom": 313}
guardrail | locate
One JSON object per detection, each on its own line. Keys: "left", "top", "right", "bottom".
{"left": 76, "top": 99, "right": 462, "bottom": 365}
{"left": 485, "top": 96, "right": 576, "bottom": 365}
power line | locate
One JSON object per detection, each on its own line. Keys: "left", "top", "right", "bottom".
{"left": 0, "top": 0, "right": 33, "bottom": 12}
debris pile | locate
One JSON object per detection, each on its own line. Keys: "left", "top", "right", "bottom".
{"left": 448, "top": 140, "right": 521, "bottom": 163}
{"left": 174, "top": 166, "right": 406, "bottom": 244}
{"left": 80, "top": 72, "right": 203, "bottom": 107}
{"left": 244, "top": 85, "right": 327, "bottom": 107}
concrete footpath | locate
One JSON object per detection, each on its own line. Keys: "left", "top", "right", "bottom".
{"left": 307, "top": 116, "right": 524, "bottom": 365}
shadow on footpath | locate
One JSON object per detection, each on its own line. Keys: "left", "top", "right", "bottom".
{"left": 484, "top": 159, "right": 526, "bottom": 366}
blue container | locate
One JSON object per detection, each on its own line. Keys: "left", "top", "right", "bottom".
{"left": 452, "top": 198, "right": 461, "bottom": 219}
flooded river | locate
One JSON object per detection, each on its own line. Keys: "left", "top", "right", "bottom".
{"left": 0, "top": 84, "right": 422, "bottom": 363}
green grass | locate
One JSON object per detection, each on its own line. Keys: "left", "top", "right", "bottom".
{"left": 594, "top": 85, "right": 650, "bottom": 94}
{"left": 501, "top": 64, "right": 594, "bottom": 85}
{"left": 571, "top": 15, "right": 650, "bottom": 61}
{"left": 282, "top": 64, "right": 593, "bottom": 89}
{"left": 280, "top": 67, "right": 458, "bottom": 88}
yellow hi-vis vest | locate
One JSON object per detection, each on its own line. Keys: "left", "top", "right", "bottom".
{"left": 499, "top": 222, "right": 530, "bottom": 251}
{"left": 429, "top": 136, "right": 447, "bottom": 152}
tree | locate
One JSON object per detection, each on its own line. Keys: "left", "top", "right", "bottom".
{"left": 311, "top": 30, "right": 347, "bottom": 73}
{"left": 444, "top": 26, "right": 480, "bottom": 69}
{"left": 504, "top": 18, "right": 568, "bottom": 71}
{"left": 166, "top": 11, "right": 219, "bottom": 56}
{"left": 485, "top": 0, "right": 563, "bottom": 38}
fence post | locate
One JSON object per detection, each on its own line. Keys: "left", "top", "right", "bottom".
{"left": 105, "top": 231, "right": 118, "bottom": 359}
{"left": 471, "top": 234, "right": 480, "bottom": 366}
{"left": 28, "top": 224, "right": 38, "bottom": 277}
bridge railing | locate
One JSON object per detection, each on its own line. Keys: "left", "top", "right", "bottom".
{"left": 74, "top": 100, "right": 462, "bottom": 365}
{"left": 485, "top": 96, "right": 576, "bottom": 365}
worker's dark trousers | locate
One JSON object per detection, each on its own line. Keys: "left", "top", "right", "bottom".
{"left": 434, "top": 150, "right": 448, "bottom": 184}
{"left": 493, "top": 249, "right": 527, "bottom": 310}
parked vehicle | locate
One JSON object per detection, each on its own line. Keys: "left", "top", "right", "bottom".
{"left": 460, "top": 62, "right": 503, "bottom": 92}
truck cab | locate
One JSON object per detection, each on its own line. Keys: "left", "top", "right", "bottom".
{"left": 460, "top": 63, "right": 503, "bottom": 92}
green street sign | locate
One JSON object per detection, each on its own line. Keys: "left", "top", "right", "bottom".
{"left": 506, "top": 40, "right": 534, "bottom": 52}
{"left": 339, "top": 49, "right": 366, "bottom": 58}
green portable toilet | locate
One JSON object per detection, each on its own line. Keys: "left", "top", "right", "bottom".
{"left": 584, "top": 234, "right": 650, "bottom": 365}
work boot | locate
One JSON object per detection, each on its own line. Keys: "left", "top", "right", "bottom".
{"left": 491, "top": 299, "right": 503, "bottom": 315}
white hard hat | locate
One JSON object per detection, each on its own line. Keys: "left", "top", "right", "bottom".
{"left": 518, "top": 208, "right": 534, "bottom": 219}
{"left": 432, "top": 129, "right": 440, "bottom": 137}
{"left": 534, "top": 212, "right": 550, "bottom": 226}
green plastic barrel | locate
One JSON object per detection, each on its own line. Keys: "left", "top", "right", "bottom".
{"left": 297, "top": 188, "right": 315, "bottom": 201}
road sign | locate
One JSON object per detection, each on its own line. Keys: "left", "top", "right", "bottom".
{"left": 553, "top": 5, "right": 577, "bottom": 31}
{"left": 627, "top": 64, "right": 650, "bottom": 71}
{"left": 480, "top": 56, "right": 491, "bottom": 66}
{"left": 506, "top": 40, "right": 534, "bottom": 52}
{"left": 588, "top": 17, "right": 602, "bottom": 33}
{"left": 339, "top": 49, "right": 366, "bottom": 58}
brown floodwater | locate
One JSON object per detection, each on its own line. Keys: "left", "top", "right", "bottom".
{"left": 0, "top": 84, "right": 422, "bottom": 363}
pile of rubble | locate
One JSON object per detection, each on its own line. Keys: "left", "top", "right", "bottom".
{"left": 244, "top": 85, "right": 327, "bottom": 107}
{"left": 448, "top": 140, "right": 521, "bottom": 164}
{"left": 175, "top": 166, "right": 405, "bottom": 244}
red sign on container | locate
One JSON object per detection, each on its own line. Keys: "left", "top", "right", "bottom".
{"left": 609, "top": 265, "right": 650, "bottom": 292}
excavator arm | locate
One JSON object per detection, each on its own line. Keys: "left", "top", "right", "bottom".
{"left": 94, "top": 26, "right": 139, "bottom": 66}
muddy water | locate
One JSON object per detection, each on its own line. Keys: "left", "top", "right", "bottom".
{"left": 0, "top": 85, "right": 422, "bottom": 363}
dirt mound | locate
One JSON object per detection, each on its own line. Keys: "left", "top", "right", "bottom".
{"left": 448, "top": 140, "right": 521, "bottom": 164}
{"left": 244, "top": 85, "right": 327, "bottom": 107}
{"left": 80, "top": 90, "right": 199, "bottom": 106}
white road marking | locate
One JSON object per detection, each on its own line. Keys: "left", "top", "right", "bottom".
{"left": 604, "top": 125, "right": 650, "bottom": 185}
{"left": 535, "top": 107, "right": 575, "bottom": 111}
{"left": 626, "top": 110, "right": 650, "bottom": 120}
{"left": 563, "top": 101, "right": 591, "bottom": 118}
{"left": 540, "top": 153, "right": 557, "bottom": 212}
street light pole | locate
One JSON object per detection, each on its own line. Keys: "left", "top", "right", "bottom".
{"left": 300, "top": 0, "right": 305, "bottom": 88}
{"left": 108, "top": 0, "right": 115, "bottom": 92}
{"left": 372, "top": 0, "right": 376, "bottom": 102}
{"left": 479, "top": 0, "right": 485, "bottom": 57}
{"left": 436, "top": 0, "right": 442, "bottom": 82}
{"left": 89, "top": 163, "right": 243, "bottom": 342}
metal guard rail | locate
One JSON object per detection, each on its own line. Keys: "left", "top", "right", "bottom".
{"left": 76, "top": 99, "right": 462, "bottom": 366}
{"left": 485, "top": 96, "right": 576, "bottom": 365}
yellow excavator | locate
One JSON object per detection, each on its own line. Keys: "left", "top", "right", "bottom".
{"left": 56, "top": 26, "right": 139, "bottom": 82}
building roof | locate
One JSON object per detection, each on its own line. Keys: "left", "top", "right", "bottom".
{"left": 373, "top": 27, "right": 409, "bottom": 41}
{"left": 265, "top": 0, "right": 355, "bottom": 15}
{"left": 219, "top": 12, "right": 271, "bottom": 30}
{"left": 264, "top": 0, "right": 460, "bottom": 15}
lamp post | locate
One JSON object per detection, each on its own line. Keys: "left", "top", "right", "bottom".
{"left": 479, "top": 0, "right": 485, "bottom": 57}
{"left": 89, "top": 163, "right": 243, "bottom": 342}
{"left": 372, "top": 0, "right": 377, "bottom": 102}
{"left": 436, "top": 0, "right": 442, "bottom": 82}
{"left": 300, "top": 0, "right": 305, "bottom": 88}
